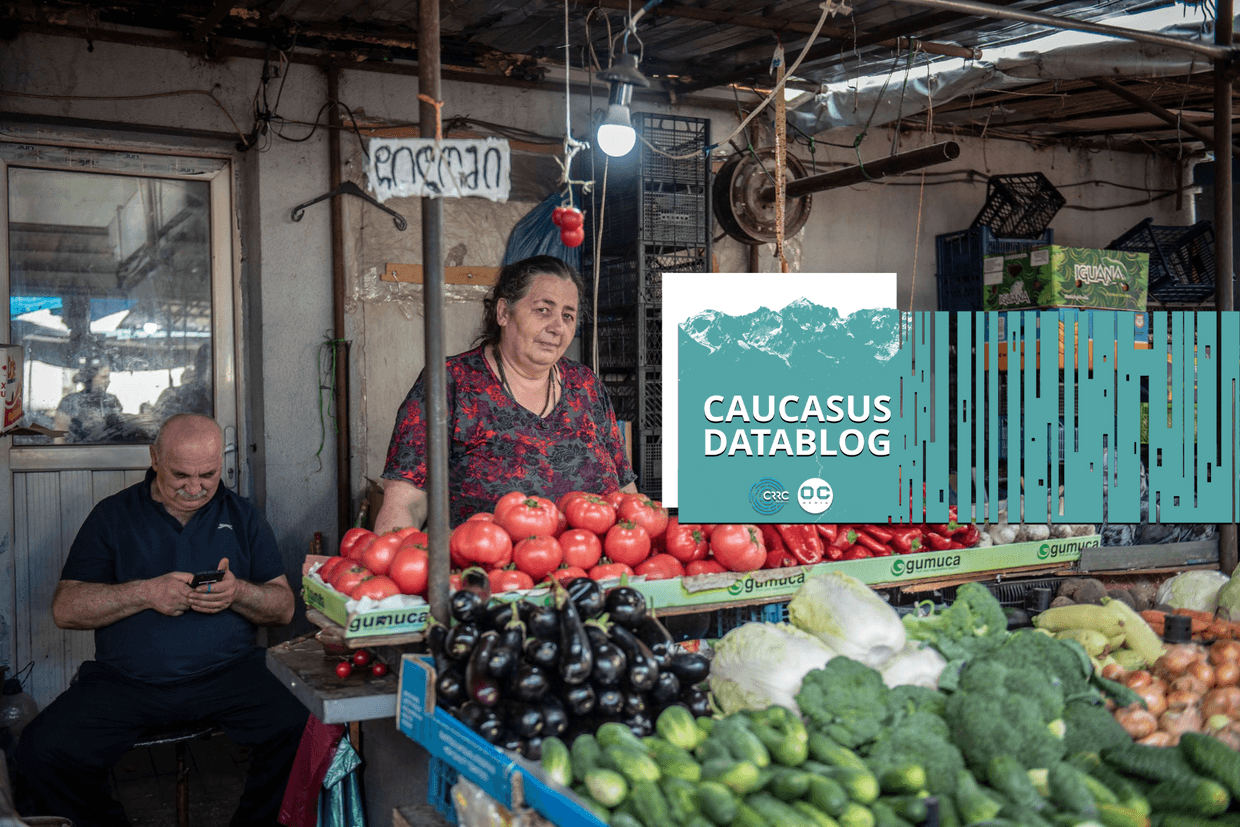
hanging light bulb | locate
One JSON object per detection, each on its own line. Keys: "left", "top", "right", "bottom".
{"left": 596, "top": 52, "right": 650, "bottom": 157}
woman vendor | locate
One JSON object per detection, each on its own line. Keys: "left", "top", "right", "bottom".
{"left": 373, "top": 255, "right": 638, "bottom": 534}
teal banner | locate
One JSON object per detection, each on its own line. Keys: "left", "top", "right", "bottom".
{"left": 676, "top": 308, "right": 1239, "bottom": 525}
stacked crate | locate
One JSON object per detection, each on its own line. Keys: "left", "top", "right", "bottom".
{"left": 583, "top": 114, "right": 712, "bottom": 501}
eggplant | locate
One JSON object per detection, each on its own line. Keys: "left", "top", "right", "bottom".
{"left": 556, "top": 587, "right": 594, "bottom": 685}
{"left": 511, "top": 663, "right": 551, "bottom": 702}
{"left": 483, "top": 600, "right": 515, "bottom": 631}
{"left": 526, "top": 605, "right": 560, "bottom": 640}
{"left": 497, "top": 730, "right": 523, "bottom": 752}
{"left": 583, "top": 623, "right": 627, "bottom": 686}
{"left": 604, "top": 586, "right": 648, "bottom": 628}
{"left": 622, "top": 690, "right": 648, "bottom": 719}
{"left": 426, "top": 620, "right": 453, "bottom": 673}
{"left": 477, "top": 712, "right": 504, "bottom": 744}
{"left": 540, "top": 695, "right": 568, "bottom": 738}
{"left": 436, "top": 666, "right": 468, "bottom": 707}
{"left": 450, "top": 589, "right": 486, "bottom": 625}
{"left": 457, "top": 701, "right": 488, "bottom": 731}
{"left": 624, "top": 713, "right": 654, "bottom": 737}
{"left": 487, "top": 621, "right": 525, "bottom": 679}
{"left": 520, "top": 736, "right": 545, "bottom": 761}
{"left": 524, "top": 636, "right": 559, "bottom": 670}
{"left": 637, "top": 614, "right": 676, "bottom": 671}
{"left": 594, "top": 686, "right": 624, "bottom": 717}
{"left": 607, "top": 622, "right": 659, "bottom": 692}
{"left": 460, "top": 568, "right": 492, "bottom": 602}
{"left": 466, "top": 630, "right": 501, "bottom": 706}
{"left": 650, "top": 670, "right": 682, "bottom": 707}
{"left": 445, "top": 622, "right": 480, "bottom": 661}
{"left": 668, "top": 652, "right": 711, "bottom": 687}
{"left": 561, "top": 683, "right": 597, "bottom": 716}
{"left": 681, "top": 687, "right": 713, "bottom": 718}
{"left": 566, "top": 578, "right": 605, "bottom": 619}
{"left": 501, "top": 700, "right": 545, "bottom": 738}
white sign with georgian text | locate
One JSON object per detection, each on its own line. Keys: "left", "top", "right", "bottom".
{"left": 367, "top": 137, "right": 511, "bottom": 203}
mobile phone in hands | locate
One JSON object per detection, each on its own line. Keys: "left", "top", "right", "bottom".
{"left": 190, "top": 569, "right": 225, "bottom": 588}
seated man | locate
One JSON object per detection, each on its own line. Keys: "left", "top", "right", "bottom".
{"left": 16, "top": 413, "right": 309, "bottom": 827}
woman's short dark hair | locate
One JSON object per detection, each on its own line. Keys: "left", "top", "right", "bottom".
{"left": 475, "top": 255, "right": 586, "bottom": 348}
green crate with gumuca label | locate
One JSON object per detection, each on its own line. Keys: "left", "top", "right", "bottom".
{"left": 982, "top": 246, "right": 1148, "bottom": 311}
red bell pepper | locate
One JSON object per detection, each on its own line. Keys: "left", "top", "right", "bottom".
{"left": 850, "top": 528, "right": 889, "bottom": 556}
{"left": 924, "top": 532, "right": 954, "bottom": 551}
{"left": 957, "top": 524, "right": 981, "bottom": 548}
{"left": 840, "top": 545, "right": 871, "bottom": 560}
{"left": 815, "top": 524, "right": 838, "bottom": 544}
{"left": 890, "top": 527, "right": 923, "bottom": 554}
{"left": 828, "top": 526, "right": 853, "bottom": 551}
{"left": 765, "top": 548, "right": 796, "bottom": 568}
{"left": 774, "top": 525, "right": 824, "bottom": 566}
{"left": 860, "top": 523, "right": 894, "bottom": 543}
{"left": 759, "top": 524, "right": 786, "bottom": 555}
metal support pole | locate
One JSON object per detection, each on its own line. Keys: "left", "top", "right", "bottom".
{"left": 1213, "top": 0, "right": 1238, "bottom": 574}
{"left": 761, "top": 141, "right": 960, "bottom": 200}
{"left": 1091, "top": 77, "right": 1240, "bottom": 160}
{"left": 327, "top": 68, "right": 352, "bottom": 537}
{"left": 420, "top": 0, "right": 451, "bottom": 625}
{"left": 890, "top": 0, "right": 1233, "bottom": 60}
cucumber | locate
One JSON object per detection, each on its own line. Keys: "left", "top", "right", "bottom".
{"left": 1154, "top": 816, "right": 1240, "bottom": 827}
{"left": 585, "top": 767, "right": 629, "bottom": 808}
{"left": 658, "top": 776, "right": 700, "bottom": 824}
{"left": 1000, "top": 803, "right": 1056, "bottom": 827}
{"left": 809, "top": 732, "right": 871, "bottom": 772}
{"left": 955, "top": 768, "right": 1004, "bottom": 825}
{"left": 938, "top": 794, "right": 962, "bottom": 827}
{"left": 599, "top": 721, "right": 647, "bottom": 751}
{"left": 701, "top": 757, "right": 763, "bottom": 795}
{"left": 1097, "top": 803, "right": 1152, "bottom": 827}
{"left": 1179, "top": 731, "right": 1240, "bottom": 799}
{"left": 821, "top": 765, "right": 881, "bottom": 805}
{"left": 879, "top": 764, "right": 928, "bottom": 795}
{"left": 794, "top": 801, "right": 843, "bottom": 827}
{"left": 643, "top": 737, "right": 701, "bottom": 782}
{"left": 988, "top": 755, "right": 1049, "bottom": 812}
{"left": 656, "top": 705, "right": 703, "bottom": 751}
{"left": 603, "top": 745, "right": 662, "bottom": 784}
{"left": 1048, "top": 761, "right": 1100, "bottom": 817}
{"left": 871, "top": 800, "right": 914, "bottom": 827}
{"left": 1144, "top": 778, "right": 1230, "bottom": 817}
{"left": 684, "top": 817, "right": 715, "bottom": 827}
{"left": 695, "top": 737, "right": 732, "bottom": 764}
{"left": 714, "top": 717, "right": 772, "bottom": 768}
{"left": 1076, "top": 755, "right": 1151, "bottom": 816}
{"left": 837, "top": 801, "right": 877, "bottom": 827}
{"left": 807, "top": 773, "right": 851, "bottom": 816}
{"left": 541, "top": 735, "right": 573, "bottom": 787}
{"left": 732, "top": 801, "right": 771, "bottom": 827}
{"left": 769, "top": 766, "right": 814, "bottom": 802}
{"left": 748, "top": 792, "right": 818, "bottom": 827}
{"left": 572, "top": 734, "right": 603, "bottom": 782}
{"left": 1101, "top": 743, "right": 1201, "bottom": 784}
{"left": 630, "top": 779, "right": 671, "bottom": 827}
{"left": 882, "top": 794, "right": 931, "bottom": 824}
{"left": 610, "top": 813, "right": 644, "bottom": 827}
{"left": 697, "top": 780, "right": 738, "bottom": 826}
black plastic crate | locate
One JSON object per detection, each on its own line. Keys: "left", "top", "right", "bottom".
{"left": 713, "top": 602, "right": 790, "bottom": 637}
{"left": 638, "top": 364, "right": 661, "bottom": 430}
{"left": 638, "top": 427, "right": 662, "bottom": 499}
{"left": 935, "top": 226, "right": 1053, "bottom": 311}
{"left": 1107, "top": 218, "right": 1217, "bottom": 303}
{"left": 601, "top": 369, "right": 638, "bottom": 421}
{"left": 971, "top": 172, "right": 1065, "bottom": 239}
{"left": 587, "top": 306, "right": 662, "bottom": 368}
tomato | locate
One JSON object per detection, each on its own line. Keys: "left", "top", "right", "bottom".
{"left": 331, "top": 565, "right": 373, "bottom": 596}
{"left": 560, "top": 226, "right": 584, "bottom": 248}
{"left": 449, "top": 573, "right": 463, "bottom": 592}
{"left": 496, "top": 497, "right": 560, "bottom": 543}
{"left": 554, "top": 507, "right": 567, "bottom": 536}
{"left": 371, "top": 662, "right": 389, "bottom": 677}
{"left": 353, "top": 572, "right": 396, "bottom": 599}
{"left": 551, "top": 565, "right": 589, "bottom": 584}
{"left": 685, "top": 559, "right": 727, "bottom": 576}
{"left": 564, "top": 495, "right": 616, "bottom": 535}
{"left": 603, "top": 520, "right": 652, "bottom": 568}
{"left": 558, "top": 207, "right": 584, "bottom": 231}
{"left": 710, "top": 524, "right": 765, "bottom": 572}
{"left": 360, "top": 532, "right": 404, "bottom": 577}
{"left": 352, "top": 649, "right": 372, "bottom": 667}
{"left": 492, "top": 490, "right": 531, "bottom": 519}
{"left": 618, "top": 497, "right": 669, "bottom": 542}
{"left": 339, "top": 528, "right": 377, "bottom": 561}
{"left": 489, "top": 568, "right": 535, "bottom": 593}
{"left": 317, "top": 556, "right": 351, "bottom": 583}
{"left": 389, "top": 543, "right": 429, "bottom": 595}
{"left": 513, "top": 534, "right": 563, "bottom": 582}
{"left": 449, "top": 520, "right": 513, "bottom": 566}
{"left": 635, "top": 553, "right": 685, "bottom": 581}
{"left": 588, "top": 562, "right": 633, "bottom": 581}
{"left": 558, "top": 528, "right": 603, "bottom": 569}
{"left": 467, "top": 511, "right": 496, "bottom": 522}
{"left": 556, "top": 490, "right": 591, "bottom": 513}
{"left": 663, "top": 518, "right": 709, "bottom": 563}
{"left": 603, "top": 490, "right": 632, "bottom": 510}
{"left": 335, "top": 661, "right": 353, "bottom": 678}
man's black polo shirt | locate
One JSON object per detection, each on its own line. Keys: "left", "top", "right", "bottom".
{"left": 60, "top": 468, "right": 284, "bottom": 684}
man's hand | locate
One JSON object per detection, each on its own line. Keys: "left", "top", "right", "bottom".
{"left": 148, "top": 572, "right": 197, "bottom": 617}
{"left": 186, "top": 557, "right": 235, "bottom": 615}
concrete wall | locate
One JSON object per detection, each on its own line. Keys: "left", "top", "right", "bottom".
{"left": 4, "top": 28, "right": 1191, "bottom": 601}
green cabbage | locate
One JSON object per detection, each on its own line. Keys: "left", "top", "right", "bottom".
{"left": 708, "top": 622, "right": 838, "bottom": 715}
{"left": 788, "top": 571, "right": 907, "bottom": 668}
{"left": 1155, "top": 570, "right": 1230, "bottom": 613}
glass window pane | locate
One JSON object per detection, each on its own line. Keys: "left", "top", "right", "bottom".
{"left": 8, "top": 167, "right": 213, "bottom": 445}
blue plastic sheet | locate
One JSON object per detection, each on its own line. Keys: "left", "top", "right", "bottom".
{"left": 502, "top": 188, "right": 583, "bottom": 269}
{"left": 319, "top": 737, "right": 365, "bottom": 827}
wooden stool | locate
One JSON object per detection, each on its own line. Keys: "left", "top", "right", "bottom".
{"left": 131, "top": 723, "right": 222, "bottom": 827}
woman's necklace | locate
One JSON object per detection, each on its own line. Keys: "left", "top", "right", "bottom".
{"left": 494, "top": 346, "right": 557, "bottom": 417}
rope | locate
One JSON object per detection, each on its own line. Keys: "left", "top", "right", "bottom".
{"left": 416, "top": 93, "right": 444, "bottom": 140}
{"left": 773, "top": 44, "right": 790, "bottom": 273}
{"left": 316, "top": 337, "right": 348, "bottom": 467}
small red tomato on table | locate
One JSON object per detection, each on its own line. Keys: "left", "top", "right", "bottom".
{"left": 335, "top": 661, "right": 353, "bottom": 679}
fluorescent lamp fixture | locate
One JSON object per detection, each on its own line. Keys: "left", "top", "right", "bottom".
{"left": 596, "top": 52, "right": 651, "bottom": 157}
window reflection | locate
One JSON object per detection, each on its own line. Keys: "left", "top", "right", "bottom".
{"left": 8, "top": 168, "right": 213, "bottom": 445}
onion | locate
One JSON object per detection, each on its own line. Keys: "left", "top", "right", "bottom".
{"left": 1138, "top": 730, "right": 1178, "bottom": 747}
{"left": 1206, "top": 713, "right": 1232, "bottom": 731}
{"left": 1156, "top": 647, "right": 1196, "bottom": 679}
{"left": 1123, "top": 670, "right": 1154, "bottom": 690}
{"left": 1148, "top": 677, "right": 1170, "bottom": 697}
{"left": 1203, "top": 686, "right": 1240, "bottom": 717}
{"left": 1160, "top": 704, "right": 1204, "bottom": 736}
{"left": 1209, "top": 640, "right": 1240, "bottom": 666}
{"left": 1188, "top": 660, "right": 1217, "bottom": 688}
{"left": 1115, "top": 706, "right": 1159, "bottom": 740}
{"left": 1171, "top": 675, "right": 1210, "bottom": 696}
{"left": 1138, "top": 685, "right": 1168, "bottom": 717}
{"left": 1101, "top": 662, "right": 1127, "bottom": 681}
{"left": 1166, "top": 688, "right": 1203, "bottom": 710}
{"left": 1214, "top": 660, "right": 1240, "bottom": 688}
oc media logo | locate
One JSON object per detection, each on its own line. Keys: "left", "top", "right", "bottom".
{"left": 748, "top": 478, "right": 790, "bottom": 515}
{"left": 798, "top": 478, "right": 834, "bottom": 515}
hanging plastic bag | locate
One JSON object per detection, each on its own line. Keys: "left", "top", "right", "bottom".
{"left": 319, "top": 736, "right": 365, "bottom": 827}
{"left": 502, "top": 188, "right": 583, "bottom": 268}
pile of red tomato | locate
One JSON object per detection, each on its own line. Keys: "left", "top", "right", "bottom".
{"left": 314, "top": 526, "right": 430, "bottom": 601}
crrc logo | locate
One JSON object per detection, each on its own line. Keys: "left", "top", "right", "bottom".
{"left": 749, "top": 478, "right": 789, "bottom": 515}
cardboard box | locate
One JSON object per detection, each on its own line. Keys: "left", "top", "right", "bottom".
{"left": 983, "top": 246, "right": 1148, "bottom": 311}
{"left": 1, "top": 345, "right": 23, "bottom": 434}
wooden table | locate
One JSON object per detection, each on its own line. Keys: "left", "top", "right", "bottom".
{"left": 266, "top": 636, "right": 404, "bottom": 724}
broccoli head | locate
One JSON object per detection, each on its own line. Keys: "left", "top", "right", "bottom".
{"left": 1062, "top": 698, "right": 1132, "bottom": 756}
{"left": 902, "top": 582, "right": 1010, "bottom": 663}
{"left": 944, "top": 658, "right": 1067, "bottom": 772}
{"left": 864, "top": 712, "right": 966, "bottom": 797}
{"left": 796, "top": 656, "right": 890, "bottom": 748}
{"left": 887, "top": 683, "right": 948, "bottom": 724}
{"left": 988, "top": 628, "right": 1095, "bottom": 703}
